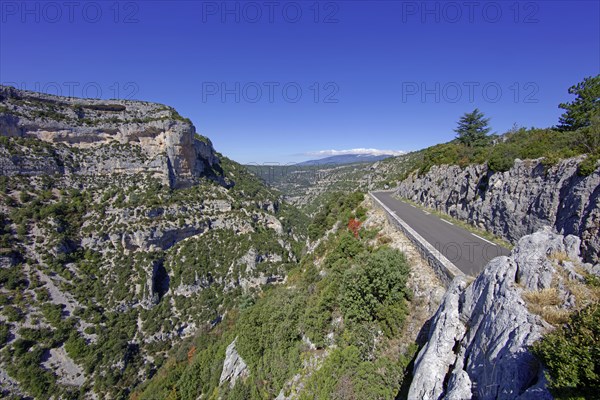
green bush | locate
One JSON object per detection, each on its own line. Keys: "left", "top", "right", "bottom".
{"left": 299, "top": 346, "right": 404, "bottom": 400}
{"left": 578, "top": 153, "right": 599, "bottom": 177}
{"left": 65, "top": 332, "right": 88, "bottom": 361}
{"left": 532, "top": 303, "right": 600, "bottom": 399}
{"left": 488, "top": 143, "right": 518, "bottom": 172}
{"left": 308, "top": 192, "right": 365, "bottom": 240}
{"left": 3, "top": 305, "right": 24, "bottom": 322}
{"left": 236, "top": 288, "right": 305, "bottom": 395}
{"left": 0, "top": 322, "right": 10, "bottom": 348}
{"left": 340, "top": 247, "right": 410, "bottom": 332}
{"left": 41, "top": 303, "right": 65, "bottom": 326}
{"left": 0, "top": 267, "right": 27, "bottom": 290}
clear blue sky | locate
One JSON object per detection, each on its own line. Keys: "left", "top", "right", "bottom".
{"left": 1, "top": 1, "right": 598, "bottom": 163}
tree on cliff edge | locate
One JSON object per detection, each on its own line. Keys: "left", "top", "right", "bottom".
{"left": 557, "top": 75, "right": 600, "bottom": 132}
{"left": 454, "top": 108, "right": 491, "bottom": 147}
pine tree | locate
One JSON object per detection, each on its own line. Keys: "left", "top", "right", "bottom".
{"left": 454, "top": 108, "right": 491, "bottom": 147}
{"left": 557, "top": 75, "right": 600, "bottom": 132}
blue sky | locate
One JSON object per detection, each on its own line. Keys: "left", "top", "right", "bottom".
{"left": 1, "top": 1, "right": 599, "bottom": 163}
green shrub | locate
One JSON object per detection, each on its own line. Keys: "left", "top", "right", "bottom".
{"left": 308, "top": 192, "right": 364, "bottom": 240}
{"left": 3, "top": 305, "right": 24, "bottom": 322}
{"left": 340, "top": 247, "right": 410, "bottom": 336}
{"left": 299, "top": 345, "right": 404, "bottom": 399}
{"left": 578, "top": 153, "right": 599, "bottom": 177}
{"left": 41, "top": 303, "right": 65, "bottom": 326}
{"left": 0, "top": 267, "right": 27, "bottom": 290}
{"left": 236, "top": 288, "right": 305, "bottom": 395}
{"left": 487, "top": 143, "right": 518, "bottom": 172}
{"left": 0, "top": 322, "right": 10, "bottom": 347}
{"left": 532, "top": 303, "right": 600, "bottom": 399}
{"left": 65, "top": 332, "right": 88, "bottom": 361}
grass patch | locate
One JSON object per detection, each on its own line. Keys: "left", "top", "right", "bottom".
{"left": 522, "top": 259, "right": 600, "bottom": 326}
{"left": 548, "top": 251, "right": 571, "bottom": 264}
{"left": 522, "top": 288, "right": 570, "bottom": 325}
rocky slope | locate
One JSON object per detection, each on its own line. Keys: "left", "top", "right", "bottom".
{"left": 0, "top": 85, "right": 222, "bottom": 189}
{"left": 396, "top": 157, "right": 600, "bottom": 263}
{"left": 0, "top": 88, "right": 306, "bottom": 399}
{"left": 409, "top": 227, "right": 600, "bottom": 399}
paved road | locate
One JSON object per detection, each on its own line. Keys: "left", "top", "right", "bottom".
{"left": 372, "top": 191, "right": 511, "bottom": 276}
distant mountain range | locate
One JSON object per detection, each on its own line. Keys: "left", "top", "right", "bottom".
{"left": 295, "top": 153, "right": 394, "bottom": 166}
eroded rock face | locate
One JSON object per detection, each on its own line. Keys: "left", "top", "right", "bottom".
{"left": 219, "top": 338, "right": 249, "bottom": 388}
{"left": 396, "top": 158, "right": 600, "bottom": 263}
{"left": 409, "top": 228, "right": 596, "bottom": 400}
{"left": 0, "top": 85, "right": 222, "bottom": 188}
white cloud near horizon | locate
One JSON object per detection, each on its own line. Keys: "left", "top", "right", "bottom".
{"left": 306, "top": 148, "right": 406, "bottom": 157}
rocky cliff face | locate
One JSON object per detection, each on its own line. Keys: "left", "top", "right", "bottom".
{"left": 396, "top": 158, "right": 600, "bottom": 263}
{"left": 0, "top": 87, "right": 306, "bottom": 398}
{"left": 409, "top": 228, "right": 600, "bottom": 399}
{"left": 0, "top": 85, "right": 222, "bottom": 188}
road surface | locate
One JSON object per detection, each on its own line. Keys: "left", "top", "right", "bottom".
{"left": 372, "top": 191, "right": 511, "bottom": 276}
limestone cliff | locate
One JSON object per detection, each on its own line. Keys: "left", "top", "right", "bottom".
{"left": 0, "top": 85, "right": 222, "bottom": 188}
{"left": 0, "top": 87, "right": 305, "bottom": 398}
{"left": 396, "top": 158, "right": 600, "bottom": 263}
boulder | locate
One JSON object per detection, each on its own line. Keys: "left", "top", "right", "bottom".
{"left": 219, "top": 338, "right": 249, "bottom": 388}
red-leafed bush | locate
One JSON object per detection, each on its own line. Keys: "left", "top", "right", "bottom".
{"left": 348, "top": 218, "right": 362, "bottom": 238}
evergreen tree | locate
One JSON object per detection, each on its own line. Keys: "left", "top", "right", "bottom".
{"left": 454, "top": 108, "right": 491, "bottom": 147}
{"left": 557, "top": 75, "right": 600, "bottom": 131}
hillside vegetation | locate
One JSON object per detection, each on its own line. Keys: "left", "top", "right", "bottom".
{"left": 0, "top": 88, "right": 311, "bottom": 398}
{"left": 134, "top": 193, "right": 418, "bottom": 399}
{"left": 0, "top": 150, "right": 307, "bottom": 398}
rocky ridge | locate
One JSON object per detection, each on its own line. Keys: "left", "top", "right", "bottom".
{"left": 396, "top": 157, "right": 600, "bottom": 263}
{"left": 409, "top": 227, "right": 600, "bottom": 399}
{"left": 0, "top": 85, "right": 223, "bottom": 189}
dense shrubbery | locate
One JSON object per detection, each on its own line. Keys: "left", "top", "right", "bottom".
{"left": 532, "top": 303, "right": 600, "bottom": 399}
{"left": 0, "top": 322, "right": 10, "bottom": 348}
{"left": 579, "top": 153, "right": 600, "bottom": 177}
{"left": 299, "top": 345, "right": 408, "bottom": 400}
{"left": 236, "top": 288, "right": 305, "bottom": 395}
{"left": 134, "top": 191, "right": 414, "bottom": 399}
{"left": 340, "top": 247, "right": 410, "bottom": 337}
{"left": 308, "top": 191, "right": 364, "bottom": 239}
{"left": 414, "top": 127, "right": 583, "bottom": 175}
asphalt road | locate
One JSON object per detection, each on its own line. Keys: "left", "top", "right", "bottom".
{"left": 372, "top": 191, "right": 511, "bottom": 276}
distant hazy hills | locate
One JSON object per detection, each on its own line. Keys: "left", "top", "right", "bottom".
{"left": 295, "top": 153, "right": 394, "bottom": 166}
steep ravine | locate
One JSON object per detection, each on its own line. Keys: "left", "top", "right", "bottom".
{"left": 396, "top": 157, "right": 600, "bottom": 263}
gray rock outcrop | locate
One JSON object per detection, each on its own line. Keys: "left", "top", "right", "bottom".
{"left": 0, "top": 85, "right": 223, "bottom": 188}
{"left": 219, "top": 338, "right": 249, "bottom": 388}
{"left": 396, "top": 158, "right": 600, "bottom": 263}
{"left": 409, "top": 227, "right": 596, "bottom": 400}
